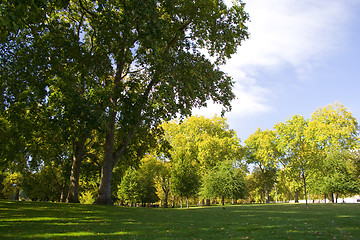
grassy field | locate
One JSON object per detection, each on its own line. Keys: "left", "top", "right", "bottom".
{"left": 0, "top": 201, "right": 359, "bottom": 239}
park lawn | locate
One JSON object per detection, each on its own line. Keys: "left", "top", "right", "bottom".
{"left": 0, "top": 201, "right": 359, "bottom": 240}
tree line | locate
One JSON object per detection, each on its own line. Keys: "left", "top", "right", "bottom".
{"left": 245, "top": 103, "right": 360, "bottom": 206}
{"left": 1, "top": 103, "right": 359, "bottom": 207}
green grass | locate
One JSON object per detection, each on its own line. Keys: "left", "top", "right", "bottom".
{"left": 1, "top": 201, "right": 360, "bottom": 239}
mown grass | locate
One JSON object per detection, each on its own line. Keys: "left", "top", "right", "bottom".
{"left": 0, "top": 201, "right": 359, "bottom": 239}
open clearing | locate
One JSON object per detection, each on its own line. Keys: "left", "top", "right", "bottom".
{"left": 0, "top": 201, "right": 359, "bottom": 239}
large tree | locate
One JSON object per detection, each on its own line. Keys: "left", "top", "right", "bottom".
{"left": 306, "top": 103, "right": 359, "bottom": 202}
{"left": 1, "top": 1, "right": 249, "bottom": 204}
{"left": 275, "top": 115, "right": 315, "bottom": 206}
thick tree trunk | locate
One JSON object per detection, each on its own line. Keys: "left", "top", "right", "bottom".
{"left": 163, "top": 189, "right": 168, "bottom": 208}
{"left": 66, "top": 142, "right": 84, "bottom": 203}
{"left": 15, "top": 188, "right": 20, "bottom": 201}
{"left": 205, "top": 199, "right": 211, "bottom": 206}
{"left": 94, "top": 112, "right": 116, "bottom": 205}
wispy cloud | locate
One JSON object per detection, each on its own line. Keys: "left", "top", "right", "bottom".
{"left": 194, "top": 0, "right": 355, "bottom": 118}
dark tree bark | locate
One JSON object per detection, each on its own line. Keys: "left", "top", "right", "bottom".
{"left": 94, "top": 112, "right": 116, "bottom": 205}
{"left": 66, "top": 136, "right": 87, "bottom": 203}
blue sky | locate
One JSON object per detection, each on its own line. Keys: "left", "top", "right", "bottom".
{"left": 193, "top": 0, "right": 360, "bottom": 143}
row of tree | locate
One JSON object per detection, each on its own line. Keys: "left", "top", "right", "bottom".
{"left": 115, "top": 103, "right": 360, "bottom": 207}
{"left": 0, "top": 0, "right": 250, "bottom": 205}
{"left": 245, "top": 103, "right": 360, "bottom": 205}
{"left": 1, "top": 104, "right": 359, "bottom": 206}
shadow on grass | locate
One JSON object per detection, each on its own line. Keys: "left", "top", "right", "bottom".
{"left": 1, "top": 201, "right": 360, "bottom": 239}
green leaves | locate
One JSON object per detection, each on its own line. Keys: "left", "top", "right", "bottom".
{"left": 201, "top": 161, "right": 246, "bottom": 201}
{"left": 1, "top": 0, "right": 249, "bottom": 204}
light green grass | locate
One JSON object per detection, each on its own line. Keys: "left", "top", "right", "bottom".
{"left": 1, "top": 201, "right": 360, "bottom": 239}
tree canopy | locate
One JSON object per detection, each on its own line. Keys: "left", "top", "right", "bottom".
{"left": 1, "top": 0, "right": 249, "bottom": 205}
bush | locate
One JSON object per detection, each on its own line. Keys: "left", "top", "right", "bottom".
{"left": 79, "top": 190, "right": 95, "bottom": 204}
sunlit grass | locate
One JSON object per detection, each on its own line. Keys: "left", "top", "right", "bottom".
{"left": 0, "top": 201, "right": 360, "bottom": 239}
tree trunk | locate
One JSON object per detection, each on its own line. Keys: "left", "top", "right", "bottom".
{"left": 66, "top": 139, "right": 85, "bottom": 203}
{"left": 94, "top": 141, "right": 115, "bottom": 205}
{"left": 180, "top": 197, "right": 183, "bottom": 208}
{"left": 186, "top": 197, "right": 189, "bottom": 208}
{"left": 60, "top": 184, "right": 67, "bottom": 202}
{"left": 335, "top": 193, "right": 338, "bottom": 203}
{"left": 302, "top": 172, "right": 308, "bottom": 208}
{"left": 15, "top": 188, "right": 20, "bottom": 201}
{"left": 265, "top": 185, "right": 270, "bottom": 203}
{"left": 205, "top": 199, "right": 211, "bottom": 206}
{"left": 295, "top": 189, "right": 299, "bottom": 203}
{"left": 94, "top": 112, "right": 116, "bottom": 205}
{"left": 163, "top": 189, "right": 168, "bottom": 208}
{"left": 221, "top": 196, "right": 225, "bottom": 206}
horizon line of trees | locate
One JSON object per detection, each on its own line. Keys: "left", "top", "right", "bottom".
{"left": 1, "top": 103, "right": 359, "bottom": 207}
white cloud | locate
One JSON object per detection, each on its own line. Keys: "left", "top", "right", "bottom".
{"left": 194, "top": 0, "right": 354, "bottom": 118}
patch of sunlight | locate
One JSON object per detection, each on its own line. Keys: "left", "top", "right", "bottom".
{"left": 337, "top": 215, "right": 355, "bottom": 218}
{"left": 1, "top": 217, "right": 59, "bottom": 222}
{"left": 31, "top": 230, "right": 130, "bottom": 238}
{"left": 45, "top": 222, "right": 83, "bottom": 226}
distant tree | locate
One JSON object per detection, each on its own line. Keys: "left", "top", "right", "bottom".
{"left": 163, "top": 116, "right": 243, "bottom": 206}
{"left": 275, "top": 115, "right": 315, "bottom": 206}
{"left": 154, "top": 158, "right": 172, "bottom": 208}
{"left": 244, "top": 128, "right": 278, "bottom": 203}
{"left": 171, "top": 160, "right": 200, "bottom": 208}
{"left": 1, "top": 172, "right": 22, "bottom": 200}
{"left": 315, "top": 151, "right": 359, "bottom": 202}
{"left": 117, "top": 155, "right": 159, "bottom": 206}
{"left": 22, "top": 163, "right": 68, "bottom": 202}
{"left": 307, "top": 103, "right": 359, "bottom": 202}
{"left": 201, "top": 161, "right": 247, "bottom": 206}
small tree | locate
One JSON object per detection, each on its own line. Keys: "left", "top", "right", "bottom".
{"left": 117, "top": 156, "right": 159, "bottom": 206}
{"left": 201, "top": 161, "right": 246, "bottom": 206}
{"left": 171, "top": 161, "right": 200, "bottom": 208}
